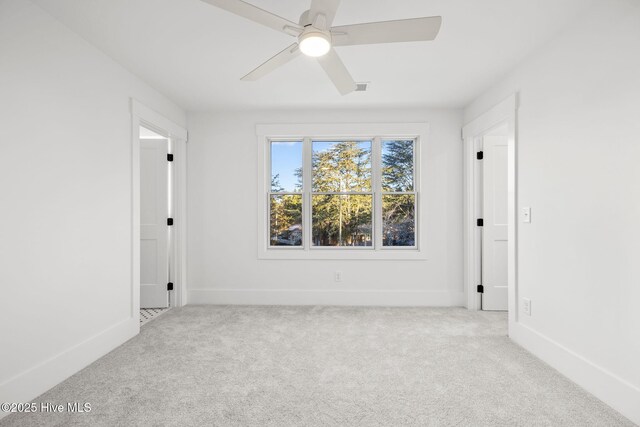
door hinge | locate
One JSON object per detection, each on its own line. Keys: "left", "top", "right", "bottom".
{"left": 167, "top": 218, "right": 174, "bottom": 226}
{"left": 477, "top": 284, "right": 484, "bottom": 293}
{"left": 476, "top": 151, "right": 483, "bottom": 160}
{"left": 167, "top": 282, "right": 174, "bottom": 291}
{"left": 167, "top": 153, "right": 174, "bottom": 162}
{"left": 477, "top": 218, "right": 483, "bottom": 227}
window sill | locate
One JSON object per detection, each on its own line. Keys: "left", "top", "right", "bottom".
{"left": 258, "top": 248, "right": 427, "bottom": 261}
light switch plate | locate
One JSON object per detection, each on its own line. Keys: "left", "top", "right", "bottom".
{"left": 523, "top": 207, "right": 531, "bottom": 223}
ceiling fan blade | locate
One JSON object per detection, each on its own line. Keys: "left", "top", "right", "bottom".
{"left": 332, "top": 16, "right": 442, "bottom": 46}
{"left": 241, "top": 43, "right": 301, "bottom": 81}
{"left": 200, "top": 0, "right": 301, "bottom": 35}
{"left": 317, "top": 48, "right": 356, "bottom": 95}
{"left": 309, "top": 0, "right": 340, "bottom": 28}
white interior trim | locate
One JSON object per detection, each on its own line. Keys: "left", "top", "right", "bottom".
{"left": 131, "top": 99, "right": 188, "bottom": 310}
{"left": 0, "top": 320, "right": 137, "bottom": 419}
{"left": 462, "top": 94, "right": 518, "bottom": 322}
{"left": 462, "top": 96, "right": 518, "bottom": 139}
{"left": 130, "top": 107, "right": 142, "bottom": 322}
{"left": 256, "top": 122, "right": 429, "bottom": 260}
{"left": 171, "top": 136, "right": 189, "bottom": 306}
{"left": 131, "top": 100, "right": 187, "bottom": 141}
{"left": 511, "top": 323, "right": 640, "bottom": 425}
{"left": 189, "top": 289, "right": 465, "bottom": 307}
{"left": 257, "top": 122, "right": 430, "bottom": 138}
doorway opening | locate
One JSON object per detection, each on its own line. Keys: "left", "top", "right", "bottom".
{"left": 139, "top": 125, "right": 171, "bottom": 319}
{"left": 463, "top": 95, "right": 518, "bottom": 324}
{"left": 140, "top": 307, "right": 170, "bottom": 326}
{"left": 131, "top": 99, "right": 188, "bottom": 329}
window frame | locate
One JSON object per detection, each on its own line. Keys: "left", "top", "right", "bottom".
{"left": 258, "top": 123, "right": 428, "bottom": 260}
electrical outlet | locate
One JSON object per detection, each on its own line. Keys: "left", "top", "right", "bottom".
{"left": 334, "top": 271, "right": 342, "bottom": 282}
{"left": 522, "top": 298, "right": 532, "bottom": 316}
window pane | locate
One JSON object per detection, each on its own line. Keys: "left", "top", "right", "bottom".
{"left": 312, "top": 194, "right": 372, "bottom": 246}
{"left": 312, "top": 141, "right": 372, "bottom": 192}
{"left": 271, "top": 141, "right": 303, "bottom": 192}
{"left": 270, "top": 195, "right": 302, "bottom": 246}
{"left": 382, "top": 140, "right": 414, "bottom": 192}
{"left": 382, "top": 194, "right": 416, "bottom": 247}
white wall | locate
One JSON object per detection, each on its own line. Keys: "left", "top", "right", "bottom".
{"left": 187, "top": 109, "right": 463, "bottom": 306}
{"left": 464, "top": 0, "right": 640, "bottom": 423}
{"left": 0, "top": 0, "right": 186, "bottom": 411}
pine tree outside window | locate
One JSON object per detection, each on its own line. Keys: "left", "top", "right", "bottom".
{"left": 311, "top": 141, "right": 373, "bottom": 247}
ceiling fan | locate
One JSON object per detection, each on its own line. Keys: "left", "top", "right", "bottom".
{"left": 200, "top": 0, "right": 442, "bottom": 95}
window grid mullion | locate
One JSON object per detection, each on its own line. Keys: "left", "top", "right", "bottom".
{"left": 311, "top": 192, "right": 373, "bottom": 196}
{"left": 302, "top": 137, "right": 312, "bottom": 250}
{"left": 380, "top": 192, "right": 417, "bottom": 195}
{"left": 373, "top": 137, "right": 383, "bottom": 250}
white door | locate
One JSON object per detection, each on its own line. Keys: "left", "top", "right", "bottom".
{"left": 482, "top": 134, "right": 508, "bottom": 311}
{"left": 140, "top": 138, "right": 169, "bottom": 308}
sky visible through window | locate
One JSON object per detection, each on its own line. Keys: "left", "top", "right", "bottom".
{"left": 271, "top": 141, "right": 373, "bottom": 192}
{"left": 271, "top": 141, "right": 302, "bottom": 192}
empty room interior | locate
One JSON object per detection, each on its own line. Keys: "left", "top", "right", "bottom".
{"left": 1, "top": 0, "right": 639, "bottom": 425}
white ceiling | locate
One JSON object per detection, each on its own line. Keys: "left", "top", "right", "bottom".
{"left": 33, "top": 0, "right": 596, "bottom": 111}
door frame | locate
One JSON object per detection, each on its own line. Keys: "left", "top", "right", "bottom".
{"left": 131, "top": 99, "right": 188, "bottom": 323}
{"left": 462, "top": 94, "right": 518, "bottom": 324}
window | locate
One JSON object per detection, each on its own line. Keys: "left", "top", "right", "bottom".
{"left": 259, "top": 123, "right": 427, "bottom": 260}
{"left": 381, "top": 140, "right": 416, "bottom": 247}
{"left": 312, "top": 140, "right": 373, "bottom": 247}
{"left": 269, "top": 141, "right": 303, "bottom": 246}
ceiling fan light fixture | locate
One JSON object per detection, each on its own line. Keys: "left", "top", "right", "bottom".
{"left": 299, "top": 30, "right": 331, "bottom": 57}
{"left": 202, "top": 0, "right": 442, "bottom": 95}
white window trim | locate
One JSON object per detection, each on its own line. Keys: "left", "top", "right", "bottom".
{"left": 257, "top": 123, "right": 429, "bottom": 260}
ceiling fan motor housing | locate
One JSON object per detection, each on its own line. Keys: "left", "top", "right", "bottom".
{"left": 298, "top": 28, "right": 332, "bottom": 57}
{"left": 298, "top": 10, "right": 313, "bottom": 27}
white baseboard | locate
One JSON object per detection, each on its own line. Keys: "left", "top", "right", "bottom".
{"left": 510, "top": 322, "right": 640, "bottom": 425}
{"left": 0, "top": 318, "right": 138, "bottom": 420}
{"left": 188, "top": 289, "right": 465, "bottom": 307}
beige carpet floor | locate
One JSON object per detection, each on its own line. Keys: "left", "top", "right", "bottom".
{"left": 0, "top": 306, "right": 633, "bottom": 426}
